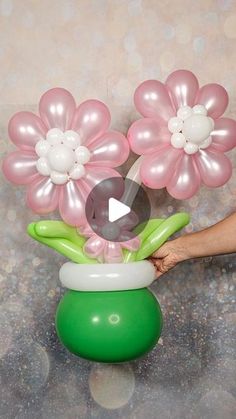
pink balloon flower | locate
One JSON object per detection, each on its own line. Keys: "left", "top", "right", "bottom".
{"left": 128, "top": 70, "right": 236, "bottom": 199}
{"left": 2, "top": 88, "right": 130, "bottom": 226}
{"left": 80, "top": 198, "right": 140, "bottom": 263}
{"left": 80, "top": 224, "right": 140, "bottom": 263}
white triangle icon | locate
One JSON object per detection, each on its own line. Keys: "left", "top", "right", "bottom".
{"left": 108, "top": 197, "right": 131, "bottom": 223}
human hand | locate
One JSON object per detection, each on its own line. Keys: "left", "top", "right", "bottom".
{"left": 149, "top": 238, "right": 188, "bottom": 278}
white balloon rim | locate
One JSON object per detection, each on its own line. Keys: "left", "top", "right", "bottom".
{"left": 59, "top": 260, "right": 156, "bottom": 291}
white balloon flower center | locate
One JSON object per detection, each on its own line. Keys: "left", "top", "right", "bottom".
{"left": 167, "top": 105, "right": 214, "bottom": 155}
{"left": 35, "top": 128, "right": 91, "bottom": 184}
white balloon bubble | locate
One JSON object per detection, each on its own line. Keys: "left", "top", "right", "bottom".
{"left": 184, "top": 142, "right": 199, "bottom": 155}
{"left": 35, "top": 140, "right": 51, "bottom": 157}
{"left": 75, "top": 146, "right": 91, "bottom": 164}
{"left": 182, "top": 115, "right": 212, "bottom": 144}
{"left": 199, "top": 136, "right": 212, "bottom": 149}
{"left": 171, "top": 132, "right": 186, "bottom": 148}
{"left": 192, "top": 104, "right": 207, "bottom": 115}
{"left": 36, "top": 157, "right": 50, "bottom": 176}
{"left": 63, "top": 130, "right": 81, "bottom": 149}
{"left": 69, "top": 164, "right": 85, "bottom": 180}
{"left": 209, "top": 117, "right": 215, "bottom": 130}
{"left": 46, "top": 128, "right": 64, "bottom": 145}
{"left": 50, "top": 171, "right": 68, "bottom": 185}
{"left": 168, "top": 117, "right": 183, "bottom": 133}
{"left": 48, "top": 144, "right": 75, "bottom": 172}
{"left": 177, "top": 106, "right": 192, "bottom": 120}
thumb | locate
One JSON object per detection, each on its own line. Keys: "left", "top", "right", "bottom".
{"left": 152, "top": 243, "right": 169, "bottom": 259}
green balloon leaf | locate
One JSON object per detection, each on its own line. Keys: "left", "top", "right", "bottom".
{"left": 135, "top": 212, "right": 190, "bottom": 261}
{"left": 35, "top": 220, "right": 86, "bottom": 247}
{"left": 27, "top": 223, "right": 97, "bottom": 264}
{"left": 134, "top": 218, "right": 164, "bottom": 242}
{"left": 123, "top": 218, "right": 164, "bottom": 263}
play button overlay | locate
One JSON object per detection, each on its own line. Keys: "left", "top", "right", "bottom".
{"left": 85, "top": 177, "right": 151, "bottom": 242}
{"left": 108, "top": 198, "right": 131, "bottom": 222}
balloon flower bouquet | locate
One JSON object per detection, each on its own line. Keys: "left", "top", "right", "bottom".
{"left": 3, "top": 70, "right": 236, "bottom": 363}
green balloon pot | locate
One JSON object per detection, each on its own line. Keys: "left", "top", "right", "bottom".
{"left": 56, "top": 261, "right": 163, "bottom": 363}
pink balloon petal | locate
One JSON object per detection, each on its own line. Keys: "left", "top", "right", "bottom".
{"left": 122, "top": 236, "right": 140, "bottom": 251}
{"left": 71, "top": 100, "right": 111, "bottom": 146}
{"left": 89, "top": 130, "right": 129, "bottom": 167}
{"left": 2, "top": 151, "right": 38, "bottom": 185}
{"left": 83, "top": 166, "right": 122, "bottom": 194}
{"left": 167, "top": 154, "right": 201, "bottom": 199}
{"left": 84, "top": 236, "right": 105, "bottom": 258}
{"left": 27, "top": 176, "right": 60, "bottom": 214}
{"left": 165, "top": 69, "right": 199, "bottom": 108}
{"left": 195, "top": 84, "right": 228, "bottom": 119}
{"left": 104, "top": 242, "right": 123, "bottom": 263}
{"left": 134, "top": 80, "right": 175, "bottom": 122}
{"left": 59, "top": 180, "right": 88, "bottom": 226}
{"left": 195, "top": 147, "right": 232, "bottom": 187}
{"left": 211, "top": 118, "right": 236, "bottom": 152}
{"left": 128, "top": 118, "right": 170, "bottom": 155}
{"left": 140, "top": 146, "right": 183, "bottom": 189}
{"left": 39, "top": 88, "right": 76, "bottom": 131}
{"left": 8, "top": 112, "right": 47, "bottom": 151}
{"left": 79, "top": 224, "right": 93, "bottom": 237}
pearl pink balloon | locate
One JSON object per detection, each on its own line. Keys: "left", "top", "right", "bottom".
{"left": 165, "top": 69, "right": 199, "bottom": 109}
{"left": 8, "top": 112, "right": 47, "bottom": 151}
{"left": 27, "top": 176, "right": 60, "bottom": 213}
{"left": 84, "top": 236, "right": 105, "bottom": 258}
{"left": 167, "top": 154, "right": 201, "bottom": 199}
{"left": 83, "top": 166, "right": 122, "bottom": 196}
{"left": 195, "top": 147, "right": 232, "bottom": 187}
{"left": 104, "top": 241, "right": 123, "bottom": 263}
{"left": 211, "top": 118, "right": 236, "bottom": 152}
{"left": 134, "top": 80, "right": 175, "bottom": 122}
{"left": 89, "top": 130, "right": 129, "bottom": 167}
{"left": 39, "top": 88, "right": 76, "bottom": 131}
{"left": 71, "top": 100, "right": 111, "bottom": 146}
{"left": 121, "top": 236, "right": 140, "bottom": 251}
{"left": 128, "top": 118, "right": 170, "bottom": 155}
{"left": 2, "top": 151, "right": 38, "bottom": 185}
{"left": 140, "top": 146, "right": 183, "bottom": 189}
{"left": 195, "top": 84, "right": 228, "bottom": 119}
{"left": 59, "top": 180, "right": 88, "bottom": 226}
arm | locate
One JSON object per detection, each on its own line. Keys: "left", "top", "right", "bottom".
{"left": 151, "top": 213, "right": 236, "bottom": 278}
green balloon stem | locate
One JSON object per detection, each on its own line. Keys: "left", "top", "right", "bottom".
{"left": 123, "top": 249, "right": 136, "bottom": 263}
{"left": 135, "top": 212, "right": 190, "bottom": 261}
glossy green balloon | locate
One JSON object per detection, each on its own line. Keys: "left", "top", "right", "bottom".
{"left": 134, "top": 218, "right": 164, "bottom": 241}
{"left": 136, "top": 212, "right": 190, "bottom": 261}
{"left": 123, "top": 218, "right": 165, "bottom": 262}
{"left": 35, "top": 220, "right": 86, "bottom": 247}
{"left": 56, "top": 289, "right": 163, "bottom": 363}
{"left": 27, "top": 223, "right": 97, "bottom": 264}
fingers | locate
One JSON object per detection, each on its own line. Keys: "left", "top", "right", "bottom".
{"left": 149, "top": 257, "right": 167, "bottom": 278}
{"left": 149, "top": 250, "right": 179, "bottom": 278}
